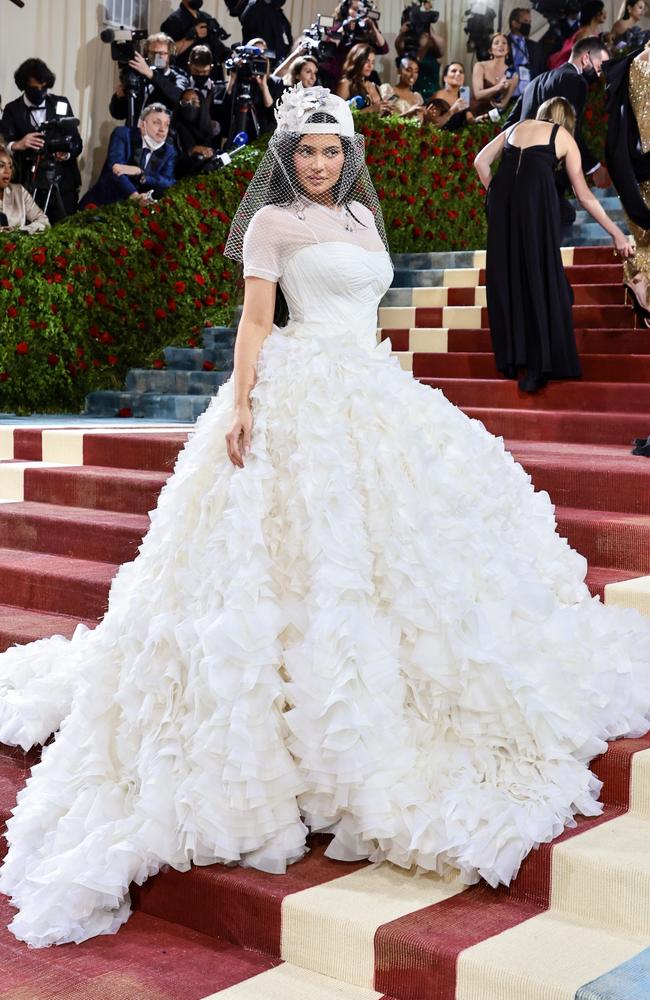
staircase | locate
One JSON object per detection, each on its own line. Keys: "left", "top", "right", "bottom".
{"left": 1, "top": 206, "right": 650, "bottom": 996}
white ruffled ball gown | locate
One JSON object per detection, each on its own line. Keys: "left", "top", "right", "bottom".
{"left": 0, "top": 201, "right": 649, "bottom": 948}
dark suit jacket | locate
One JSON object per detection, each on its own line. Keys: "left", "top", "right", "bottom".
{"left": 507, "top": 33, "right": 546, "bottom": 82}
{"left": 0, "top": 93, "right": 83, "bottom": 191}
{"left": 80, "top": 126, "right": 176, "bottom": 207}
{"left": 504, "top": 62, "right": 598, "bottom": 174}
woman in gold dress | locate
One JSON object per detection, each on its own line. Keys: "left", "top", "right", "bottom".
{"left": 605, "top": 44, "right": 650, "bottom": 327}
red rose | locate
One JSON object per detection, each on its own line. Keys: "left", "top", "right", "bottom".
{"left": 14, "top": 268, "right": 24, "bottom": 279}
{"left": 118, "top": 407, "right": 133, "bottom": 417}
{"left": 32, "top": 251, "right": 46, "bottom": 267}
{"left": 167, "top": 298, "right": 177, "bottom": 312}
{"left": 202, "top": 360, "right": 215, "bottom": 371}
{"left": 85, "top": 294, "right": 94, "bottom": 306}
{"left": 76, "top": 347, "right": 85, "bottom": 358}
{"left": 186, "top": 194, "right": 201, "bottom": 209}
{"left": 174, "top": 280, "right": 186, "bottom": 294}
{"left": 1, "top": 278, "right": 12, "bottom": 290}
{"left": 219, "top": 291, "right": 229, "bottom": 303}
{"left": 107, "top": 354, "right": 119, "bottom": 365}
{"left": 154, "top": 308, "right": 167, "bottom": 320}
{"left": 47, "top": 354, "right": 59, "bottom": 366}
{"left": 15, "top": 341, "right": 28, "bottom": 355}
{"left": 116, "top": 288, "right": 126, "bottom": 299}
{"left": 0, "top": 372, "right": 8, "bottom": 382}
{"left": 194, "top": 274, "right": 206, "bottom": 286}
{"left": 153, "top": 359, "right": 165, "bottom": 369}
{"left": 100, "top": 332, "right": 114, "bottom": 344}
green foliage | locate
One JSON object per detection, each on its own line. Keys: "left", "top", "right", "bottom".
{"left": 0, "top": 88, "right": 608, "bottom": 413}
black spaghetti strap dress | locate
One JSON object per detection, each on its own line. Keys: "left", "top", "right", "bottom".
{"left": 485, "top": 123, "right": 581, "bottom": 387}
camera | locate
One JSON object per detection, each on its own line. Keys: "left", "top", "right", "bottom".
{"left": 100, "top": 26, "right": 148, "bottom": 64}
{"left": 464, "top": 3, "right": 497, "bottom": 61}
{"left": 339, "top": 1, "right": 381, "bottom": 45}
{"left": 36, "top": 116, "right": 80, "bottom": 157}
{"left": 302, "top": 14, "right": 338, "bottom": 62}
{"left": 187, "top": 14, "right": 230, "bottom": 44}
{"left": 401, "top": 3, "right": 439, "bottom": 57}
{"left": 225, "top": 44, "right": 269, "bottom": 80}
{"left": 531, "top": 0, "right": 582, "bottom": 24}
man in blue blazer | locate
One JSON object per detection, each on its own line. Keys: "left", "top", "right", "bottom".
{"left": 80, "top": 103, "right": 176, "bottom": 208}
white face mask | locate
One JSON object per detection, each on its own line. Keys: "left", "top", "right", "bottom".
{"left": 142, "top": 130, "right": 166, "bottom": 151}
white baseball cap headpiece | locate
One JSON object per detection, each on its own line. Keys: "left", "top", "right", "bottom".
{"left": 274, "top": 84, "right": 355, "bottom": 137}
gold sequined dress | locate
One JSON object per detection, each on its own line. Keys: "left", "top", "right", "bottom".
{"left": 625, "top": 51, "right": 650, "bottom": 284}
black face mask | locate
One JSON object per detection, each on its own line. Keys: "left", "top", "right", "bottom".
{"left": 583, "top": 67, "right": 598, "bottom": 84}
{"left": 188, "top": 0, "right": 203, "bottom": 9}
{"left": 190, "top": 75, "right": 210, "bottom": 89}
{"left": 25, "top": 86, "right": 47, "bottom": 106}
{"left": 518, "top": 22, "right": 531, "bottom": 37}
{"left": 180, "top": 103, "right": 200, "bottom": 122}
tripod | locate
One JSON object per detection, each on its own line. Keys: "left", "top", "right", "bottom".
{"left": 229, "top": 82, "right": 261, "bottom": 147}
{"left": 32, "top": 157, "right": 68, "bottom": 223}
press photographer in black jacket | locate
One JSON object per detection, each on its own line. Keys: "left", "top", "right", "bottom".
{"left": 0, "top": 58, "right": 82, "bottom": 222}
{"left": 161, "top": 0, "right": 232, "bottom": 75}
{"left": 109, "top": 34, "right": 187, "bottom": 122}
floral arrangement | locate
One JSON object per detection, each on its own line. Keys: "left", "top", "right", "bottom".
{"left": 0, "top": 85, "right": 608, "bottom": 413}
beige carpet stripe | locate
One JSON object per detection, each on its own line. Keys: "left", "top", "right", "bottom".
{"left": 549, "top": 812, "right": 650, "bottom": 935}
{"left": 605, "top": 575, "right": 650, "bottom": 620}
{"left": 201, "top": 963, "right": 383, "bottom": 1000}
{"left": 280, "top": 863, "right": 466, "bottom": 989}
{"left": 456, "top": 912, "right": 650, "bottom": 1000}
{"left": 631, "top": 747, "right": 650, "bottom": 816}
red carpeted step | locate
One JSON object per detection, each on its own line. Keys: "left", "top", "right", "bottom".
{"left": 415, "top": 305, "right": 636, "bottom": 329}
{"left": 465, "top": 406, "right": 646, "bottom": 445}
{"left": 0, "top": 548, "right": 114, "bottom": 619}
{"left": 508, "top": 442, "right": 650, "bottom": 515}
{"left": 447, "top": 328, "right": 650, "bottom": 355}
{"left": 479, "top": 264, "right": 624, "bottom": 285}
{"left": 0, "top": 604, "right": 96, "bottom": 653}
{"left": 0, "top": 502, "right": 149, "bottom": 565}
{"left": 425, "top": 378, "right": 650, "bottom": 412}
{"left": 556, "top": 506, "right": 650, "bottom": 574}
{"left": 445, "top": 285, "right": 625, "bottom": 307}
{"left": 572, "top": 246, "right": 620, "bottom": 264}
{"left": 415, "top": 352, "right": 650, "bottom": 382}
{"left": 82, "top": 432, "right": 188, "bottom": 472}
{"left": 0, "top": 894, "right": 279, "bottom": 1000}
{"left": 132, "top": 835, "right": 367, "bottom": 956}
{"left": 381, "top": 329, "right": 410, "bottom": 351}
{"left": 585, "top": 564, "right": 637, "bottom": 599}
{"left": 24, "top": 465, "right": 170, "bottom": 516}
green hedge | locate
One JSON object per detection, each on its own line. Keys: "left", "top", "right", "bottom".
{"left": 0, "top": 86, "right": 608, "bottom": 414}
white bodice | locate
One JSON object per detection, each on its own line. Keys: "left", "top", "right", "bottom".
{"left": 243, "top": 201, "right": 394, "bottom": 349}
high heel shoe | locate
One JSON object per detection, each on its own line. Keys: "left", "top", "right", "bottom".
{"left": 623, "top": 275, "right": 650, "bottom": 329}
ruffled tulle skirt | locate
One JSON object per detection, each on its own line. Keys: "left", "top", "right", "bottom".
{"left": 1, "top": 325, "right": 649, "bottom": 947}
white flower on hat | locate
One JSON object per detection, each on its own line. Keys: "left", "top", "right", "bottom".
{"left": 274, "top": 84, "right": 330, "bottom": 133}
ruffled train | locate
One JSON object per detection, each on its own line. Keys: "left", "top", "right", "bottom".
{"left": 1, "top": 326, "right": 650, "bottom": 947}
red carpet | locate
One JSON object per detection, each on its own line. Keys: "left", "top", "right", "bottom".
{"left": 0, "top": 243, "right": 648, "bottom": 997}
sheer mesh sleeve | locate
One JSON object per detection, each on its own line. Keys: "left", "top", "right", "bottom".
{"left": 242, "top": 207, "right": 284, "bottom": 281}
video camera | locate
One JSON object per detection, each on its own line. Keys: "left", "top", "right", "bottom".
{"left": 36, "top": 115, "right": 80, "bottom": 158}
{"left": 464, "top": 2, "right": 497, "bottom": 61}
{"left": 301, "top": 14, "right": 338, "bottom": 62}
{"left": 225, "top": 44, "right": 269, "bottom": 80}
{"left": 339, "top": 1, "right": 381, "bottom": 45}
{"left": 100, "top": 26, "right": 148, "bottom": 64}
{"left": 401, "top": 3, "right": 439, "bottom": 57}
{"left": 531, "top": 0, "right": 582, "bottom": 24}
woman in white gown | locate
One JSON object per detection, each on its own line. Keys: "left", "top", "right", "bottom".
{"left": 1, "top": 86, "right": 649, "bottom": 949}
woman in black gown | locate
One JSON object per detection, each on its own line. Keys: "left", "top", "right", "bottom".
{"left": 475, "top": 98, "right": 632, "bottom": 392}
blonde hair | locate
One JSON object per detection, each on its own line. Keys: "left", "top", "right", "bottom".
{"left": 144, "top": 32, "right": 176, "bottom": 59}
{"left": 536, "top": 96, "right": 576, "bottom": 135}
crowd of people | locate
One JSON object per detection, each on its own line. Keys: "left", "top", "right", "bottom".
{"left": 0, "top": 0, "right": 648, "bottom": 235}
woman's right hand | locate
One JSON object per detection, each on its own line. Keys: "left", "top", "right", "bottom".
{"left": 226, "top": 405, "right": 253, "bottom": 468}
{"left": 612, "top": 229, "right": 635, "bottom": 259}
{"left": 450, "top": 98, "right": 469, "bottom": 113}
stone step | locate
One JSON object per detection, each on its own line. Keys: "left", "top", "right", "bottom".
{"left": 124, "top": 369, "right": 230, "bottom": 395}
{"left": 85, "top": 391, "right": 212, "bottom": 422}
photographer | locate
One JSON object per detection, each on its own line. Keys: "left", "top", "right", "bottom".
{"left": 320, "top": 1, "right": 389, "bottom": 91}
{"left": 0, "top": 58, "right": 82, "bottom": 222}
{"left": 396, "top": 3, "right": 445, "bottom": 101}
{"left": 223, "top": 38, "right": 283, "bottom": 142}
{"left": 0, "top": 146, "right": 49, "bottom": 235}
{"left": 187, "top": 46, "right": 225, "bottom": 144}
{"left": 161, "top": 0, "right": 231, "bottom": 75}
{"left": 240, "top": 0, "right": 293, "bottom": 63}
{"left": 109, "top": 34, "right": 187, "bottom": 123}
{"left": 170, "top": 88, "right": 216, "bottom": 178}
{"left": 80, "top": 104, "right": 176, "bottom": 208}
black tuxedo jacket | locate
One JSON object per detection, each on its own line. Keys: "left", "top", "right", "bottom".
{"left": 0, "top": 93, "right": 83, "bottom": 191}
{"left": 505, "top": 63, "right": 598, "bottom": 174}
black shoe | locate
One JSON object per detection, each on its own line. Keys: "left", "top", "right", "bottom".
{"left": 632, "top": 435, "right": 650, "bottom": 456}
{"left": 518, "top": 373, "right": 548, "bottom": 393}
